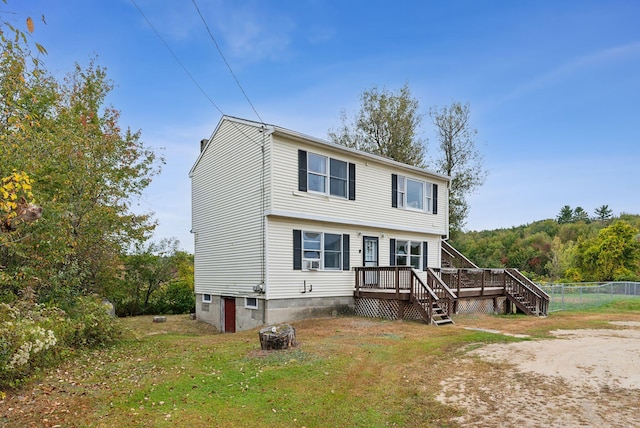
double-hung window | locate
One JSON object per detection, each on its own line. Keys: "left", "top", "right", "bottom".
{"left": 302, "top": 231, "right": 342, "bottom": 270}
{"left": 329, "top": 158, "right": 348, "bottom": 198}
{"left": 392, "top": 174, "right": 438, "bottom": 214}
{"left": 390, "top": 239, "right": 428, "bottom": 270}
{"left": 298, "top": 150, "right": 355, "bottom": 200}
{"left": 395, "top": 240, "right": 422, "bottom": 269}
{"left": 307, "top": 153, "right": 327, "bottom": 193}
{"left": 294, "top": 230, "right": 350, "bottom": 271}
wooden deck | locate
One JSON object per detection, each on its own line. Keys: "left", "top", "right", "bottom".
{"left": 354, "top": 266, "right": 456, "bottom": 325}
{"left": 354, "top": 265, "right": 549, "bottom": 324}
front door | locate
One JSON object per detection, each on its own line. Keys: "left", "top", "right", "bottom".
{"left": 363, "top": 236, "right": 379, "bottom": 286}
{"left": 363, "top": 236, "right": 379, "bottom": 266}
{"left": 223, "top": 297, "right": 236, "bottom": 333}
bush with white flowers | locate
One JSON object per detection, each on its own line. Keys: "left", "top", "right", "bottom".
{"left": 0, "top": 303, "right": 60, "bottom": 384}
{"left": 1, "top": 298, "right": 124, "bottom": 389}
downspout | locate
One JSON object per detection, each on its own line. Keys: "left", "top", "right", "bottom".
{"left": 258, "top": 125, "right": 275, "bottom": 325}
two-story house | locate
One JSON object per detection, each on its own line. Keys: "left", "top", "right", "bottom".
{"left": 191, "top": 116, "right": 550, "bottom": 332}
{"left": 190, "top": 116, "right": 456, "bottom": 332}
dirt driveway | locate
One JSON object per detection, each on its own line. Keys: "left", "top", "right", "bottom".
{"left": 437, "top": 321, "right": 640, "bottom": 427}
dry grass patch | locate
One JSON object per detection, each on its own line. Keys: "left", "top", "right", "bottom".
{"left": 2, "top": 311, "right": 639, "bottom": 427}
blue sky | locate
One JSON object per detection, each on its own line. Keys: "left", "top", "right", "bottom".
{"left": 8, "top": 0, "right": 640, "bottom": 252}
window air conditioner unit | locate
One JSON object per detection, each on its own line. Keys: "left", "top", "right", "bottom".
{"left": 306, "top": 260, "right": 320, "bottom": 270}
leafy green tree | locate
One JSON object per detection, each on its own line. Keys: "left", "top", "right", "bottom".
{"left": 113, "top": 238, "right": 194, "bottom": 316}
{"left": 557, "top": 205, "right": 573, "bottom": 224}
{"left": 594, "top": 205, "right": 613, "bottom": 221}
{"left": 575, "top": 221, "right": 640, "bottom": 281}
{"left": 328, "top": 83, "right": 426, "bottom": 167}
{"left": 0, "top": 17, "right": 163, "bottom": 303}
{"left": 430, "top": 102, "right": 487, "bottom": 233}
{"left": 545, "top": 236, "right": 576, "bottom": 280}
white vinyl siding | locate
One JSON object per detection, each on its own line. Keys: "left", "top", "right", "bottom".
{"left": 191, "top": 119, "right": 270, "bottom": 296}
{"left": 267, "top": 218, "right": 354, "bottom": 300}
{"left": 271, "top": 135, "right": 448, "bottom": 234}
{"left": 266, "top": 217, "right": 443, "bottom": 300}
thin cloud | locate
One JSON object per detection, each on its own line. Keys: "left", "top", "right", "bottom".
{"left": 501, "top": 40, "right": 640, "bottom": 104}
{"left": 213, "top": 5, "right": 295, "bottom": 62}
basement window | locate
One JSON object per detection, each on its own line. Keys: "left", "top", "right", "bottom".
{"left": 245, "top": 297, "right": 258, "bottom": 309}
{"left": 202, "top": 294, "right": 212, "bottom": 303}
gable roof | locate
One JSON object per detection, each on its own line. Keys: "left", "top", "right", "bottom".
{"left": 190, "top": 115, "right": 450, "bottom": 183}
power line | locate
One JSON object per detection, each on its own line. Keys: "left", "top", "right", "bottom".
{"left": 130, "top": 0, "right": 264, "bottom": 147}
{"left": 130, "top": 0, "right": 224, "bottom": 116}
{"left": 190, "top": 0, "right": 264, "bottom": 125}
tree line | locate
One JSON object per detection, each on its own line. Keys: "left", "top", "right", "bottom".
{"left": 450, "top": 208, "right": 640, "bottom": 283}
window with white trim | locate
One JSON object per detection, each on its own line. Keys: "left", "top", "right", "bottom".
{"left": 202, "top": 294, "right": 212, "bottom": 303}
{"left": 302, "top": 231, "right": 342, "bottom": 270}
{"left": 395, "top": 240, "right": 422, "bottom": 269}
{"left": 299, "top": 150, "right": 355, "bottom": 199}
{"left": 308, "top": 153, "right": 327, "bottom": 193}
{"left": 308, "top": 153, "right": 348, "bottom": 198}
{"left": 294, "top": 230, "right": 350, "bottom": 271}
{"left": 245, "top": 297, "right": 258, "bottom": 309}
{"left": 393, "top": 174, "right": 437, "bottom": 214}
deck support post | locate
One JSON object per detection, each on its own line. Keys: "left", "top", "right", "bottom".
{"left": 398, "top": 299, "right": 406, "bottom": 320}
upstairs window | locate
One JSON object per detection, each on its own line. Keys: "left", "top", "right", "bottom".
{"left": 298, "top": 150, "right": 355, "bottom": 200}
{"left": 329, "top": 158, "right": 348, "bottom": 198}
{"left": 308, "top": 153, "right": 327, "bottom": 193}
{"left": 392, "top": 174, "right": 438, "bottom": 214}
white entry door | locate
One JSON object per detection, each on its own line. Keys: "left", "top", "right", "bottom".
{"left": 363, "top": 236, "right": 379, "bottom": 286}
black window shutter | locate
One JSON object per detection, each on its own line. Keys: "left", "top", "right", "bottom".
{"left": 391, "top": 174, "right": 398, "bottom": 208}
{"left": 293, "top": 229, "right": 302, "bottom": 270}
{"left": 342, "top": 234, "right": 350, "bottom": 270}
{"left": 389, "top": 238, "right": 396, "bottom": 265}
{"left": 348, "top": 163, "right": 356, "bottom": 201}
{"left": 298, "top": 150, "right": 307, "bottom": 192}
{"left": 432, "top": 183, "right": 438, "bottom": 214}
{"left": 423, "top": 241, "right": 428, "bottom": 271}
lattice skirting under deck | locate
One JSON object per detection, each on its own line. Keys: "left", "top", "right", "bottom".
{"left": 456, "top": 297, "right": 509, "bottom": 314}
{"left": 354, "top": 297, "right": 423, "bottom": 321}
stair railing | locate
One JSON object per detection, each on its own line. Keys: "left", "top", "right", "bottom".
{"left": 409, "top": 269, "right": 457, "bottom": 322}
{"left": 441, "top": 241, "right": 478, "bottom": 268}
{"left": 504, "top": 269, "right": 549, "bottom": 316}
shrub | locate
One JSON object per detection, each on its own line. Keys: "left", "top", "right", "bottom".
{"left": 0, "top": 302, "right": 65, "bottom": 388}
{"left": 0, "top": 297, "right": 124, "bottom": 389}
{"left": 58, "top": 296, "right": 124, "bottom": 348}
{"left": 148, "top": 281, "right": 195, "bottom": 315}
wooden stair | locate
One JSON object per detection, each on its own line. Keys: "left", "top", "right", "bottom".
{"left": 431, "top": 302, "right": 454, "bottom": 325}
{"left": 504, "top": 268, "right": 549, "bottom": 316}
{"left": 440, "top": 244, "right": 550, "bottom": 317}
{"left": 410, "top": 269, "right": 456, "bottom": 326}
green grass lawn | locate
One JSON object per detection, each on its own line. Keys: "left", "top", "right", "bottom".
{"left": 2, "top": 305, "right": 639, "bottom": 427}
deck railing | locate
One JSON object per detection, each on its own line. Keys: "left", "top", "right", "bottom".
{"left": 355, "top": 265, "right": 549, "bottom": 317}
{"left": 436, "top": 267, "right": 549, "bottom": 316}
{"left": 355, "top": 266, "right": 413, "bottom": 293}
{"left": 441, "top": 241, "right": 478, "bottom": 269}
{"left": 354, "top": 266, "right": 456, "bottom": 322}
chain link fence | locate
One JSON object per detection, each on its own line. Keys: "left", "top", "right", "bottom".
{"left": 539, "top": 282, "right": 640, "bottom": 312}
